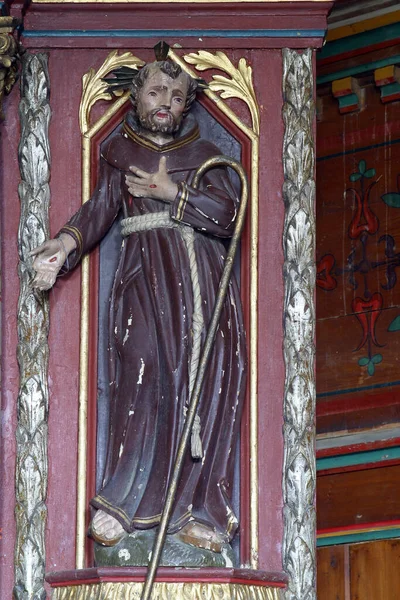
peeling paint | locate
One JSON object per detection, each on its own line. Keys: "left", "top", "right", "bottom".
{"left": 137, "top": 358, "right": 145, "bottom": 385}
{"left": 118, "top": 549, "right": 131, "bottom": 561}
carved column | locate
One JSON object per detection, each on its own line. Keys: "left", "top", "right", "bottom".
{"left": 15, "top": 53, "right": 51, "bottom": 600}
{"left": 282, "top": 48, "right": 316, "bottom": 600}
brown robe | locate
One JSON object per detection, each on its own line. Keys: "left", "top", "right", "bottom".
{"left": 60, "top": 112, "right": 247, "bottom": 540}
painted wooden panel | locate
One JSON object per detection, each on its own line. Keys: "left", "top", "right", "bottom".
{"left": 349, "top": 539, "right": 400, "bottom": 600}
{"left": 317, "top": 464, "right": 400, "bottom": 530}
{"left": 317, "top": 74, "right": 400, "bottom": 433}
{"left": 317, "top": 546, "right": 346, "bottom": 600}
{"left": 317, "top": 540, "right": 400, "bottom": 599}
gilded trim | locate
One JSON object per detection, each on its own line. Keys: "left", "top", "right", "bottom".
{"left": 77, "top": 48, "right": 260, "bottom": 569}
{"left": 123, "top": 121, "right": 200, "bottom": 152}
{"left": 185, "top": 50, "right": 260, "bottom": 135}
{"left": 52, "top": 582, "right": 283, "bottom": 600}
{"left": 0, "top": 16, "right": 21, "bottom": 122}
{"left": 60, "top": 225, "right": 83, "bottom": 254}
{"left": 175, "top": 182, "right": 189, "bottom": 221}
{"left": 93, "top": 495, "right": 192, "bottom": 530}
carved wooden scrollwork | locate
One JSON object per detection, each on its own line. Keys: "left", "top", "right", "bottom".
{"left": 0, "top": 15, "right": 22, "bottom": 122}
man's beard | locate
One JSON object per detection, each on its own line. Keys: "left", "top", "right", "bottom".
{"left": 138, "top": 108, "right": 182, "bottom": 134}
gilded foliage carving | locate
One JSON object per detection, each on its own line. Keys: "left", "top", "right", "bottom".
{"left": 184, "top": 50, "right": 259, "bottom": 135}
{"left": 0, "top": 15, "right": 22, "bottom": 121}
{"left": 80, "top": 50, "right": 144, "bottom": 135}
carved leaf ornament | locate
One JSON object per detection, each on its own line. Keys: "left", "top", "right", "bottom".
{"left": 184, "top": 50, "right": 260, "bottom": 135}
{"left": 16, "top": 52, "right": 51, "bottom": 600}
{"left": 282, "top": 49, "right": 316, "bottom": 600}
{"left": 80, "top": 50, "right": 144, "bottom": 135}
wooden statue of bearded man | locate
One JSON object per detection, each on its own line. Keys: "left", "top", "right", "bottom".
{"left": 31, "top": 58, "right": 247, "bottom": 566}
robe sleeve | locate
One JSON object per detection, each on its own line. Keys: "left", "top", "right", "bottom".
{"left": 58, "top": 158, "right": 124, "bottom": 270}
{"left": 169, "top": 166, "right": 240, "bottom": 238}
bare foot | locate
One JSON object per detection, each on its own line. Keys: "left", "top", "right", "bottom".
{"left": 177, "top": 522, "right": 225, "bottom": 553}
{"left": 90, "top": 509, "right": 126, "bottom": 546}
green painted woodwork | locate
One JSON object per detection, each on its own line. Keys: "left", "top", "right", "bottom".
{"left": 317, "top": 528, "right": 400, "bottom": 547}
{"left": 380, "top": 81, "right": 400, "bottom": 99}
{"left": 316, "top": 446, "right": 400, "bottom": 471}
{"left": 319, "top": 23, "right": 400, "bottom": 62}
{"left": 337, "top": 93, "right": 359, "bottom": 111}
{"left": 317, "top": 55, "right": 400, "bottom": 85}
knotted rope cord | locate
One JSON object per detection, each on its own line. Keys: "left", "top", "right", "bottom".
{"left": 121, "top": 211, "right": 204, "bottom": 458}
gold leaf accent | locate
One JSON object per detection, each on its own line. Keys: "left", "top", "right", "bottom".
{"left": 184, "top": 50, "right": 259, "bottom": 135}
{"left": 52, "top": 581, "right": 283, "bottom": 600}
{"left": 80, "top": 50, "right": 145, "bottom": 135}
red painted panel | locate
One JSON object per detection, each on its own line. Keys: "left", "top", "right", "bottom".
{"left": 0, "top": 92, "right": 20, "bottom": 600}
{"left": 254, "top": 48, "right": 286, "bottom": 572}
{"left": 22, "top": 2, "right": 332, "bottom": 36}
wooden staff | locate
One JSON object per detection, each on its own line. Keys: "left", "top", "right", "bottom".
{"left": 141, "top": 155, "right": 248, "bottom": 600}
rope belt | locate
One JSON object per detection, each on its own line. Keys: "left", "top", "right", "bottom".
{"left": 121, "top": 211, "right": 204, "bottom": 460}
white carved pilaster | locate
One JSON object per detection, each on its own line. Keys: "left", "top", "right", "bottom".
{"left": 282, "top": 48, "right": 316, "bottom": 600}
{"left": 15, "top": 52, "right": 51, "bottom": 600}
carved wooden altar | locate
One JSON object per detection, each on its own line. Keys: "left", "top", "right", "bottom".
{"left": 0, "top": 1, "right": 332, "bottom": 599}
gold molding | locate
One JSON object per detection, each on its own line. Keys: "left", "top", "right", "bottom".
{"left": 52, "top": 582, "right": 283, "bottom": 600}
{"left": 0, "top": 16, "right": 20, "bottom": 122}
{"left": 76, "top": 48, "right": 260, "bottom": 569}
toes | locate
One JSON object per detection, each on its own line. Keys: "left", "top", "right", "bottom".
{"left": 92, "top": 510, "right": 124, "bottom": 538}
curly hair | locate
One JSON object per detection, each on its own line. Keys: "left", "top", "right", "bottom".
{"left": 130, "top": 61, "right": 198, "bottom": 115}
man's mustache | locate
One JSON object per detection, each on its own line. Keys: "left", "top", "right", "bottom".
{"left": 151, "top": 108, "right": 172, "bottom": 116}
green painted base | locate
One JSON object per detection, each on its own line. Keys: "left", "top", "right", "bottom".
{"left": 94, "top": 529, "right": 236, "bottom": 568}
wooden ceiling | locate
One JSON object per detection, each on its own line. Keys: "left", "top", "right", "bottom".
{"left": 328, "top": 0, "right": 400, "bottom": 26}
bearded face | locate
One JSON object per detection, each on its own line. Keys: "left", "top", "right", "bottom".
{"left": 137, "top": 107, "right": 181, "bottom": 134}
{"left": 135, "top": 68, "right": 189, "bottom": 135}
